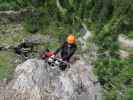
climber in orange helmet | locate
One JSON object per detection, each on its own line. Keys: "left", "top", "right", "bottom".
{"left": 55, "top": 34, "right": 77, "bottom": 62}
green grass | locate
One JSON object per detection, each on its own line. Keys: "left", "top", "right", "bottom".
{"left": 0, "top": 51, "right": 16, "bottom": 80}
{"left": 0, "top": 24, "right": 32, "bottom": 80}
{"left": 0, "top": 24, "right": 30, "bottom": 45}
{"left": 127, "top": 31, "right": 133, "bottom": 38}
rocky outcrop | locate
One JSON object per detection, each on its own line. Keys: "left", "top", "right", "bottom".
{"left": 78, "top": 23, "right": 92, "bottom": 50}
{"left": 118, "top": 34, "right": 133, "bottom": 58}
{"left": 24, "top": 34, "right": 55, "bottom": 44}
{"left": 118, "top": 34, "right": 133, "bottom": 48}
{"left": 78, "top": 23, "right": 97, "bottom": 64}
{"left": 1, "top": 59, "right": 101, "bottom": 100}
{"left": 0, "top": 9, "right": 30, "bottom": 24}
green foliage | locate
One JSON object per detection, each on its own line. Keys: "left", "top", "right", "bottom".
{"left": 127, "top": 31, "right": 133, "bottom": 38}
{"left": 0, "top": 0, "right": 27, "bottom": 10}
{"left": 24, "top": 8, "right": 45, "bottom": 33}
{"left": 95, "top": 57, "right": 133, "bottom": 100}
{"left": 88, "top": 0, "right": 133, "bottom": 99}
{"left": 0, "top": 1, "right": 17, "bottom": 10}
{"left": 0, "top": 0, "right": 46, "bottom": 10}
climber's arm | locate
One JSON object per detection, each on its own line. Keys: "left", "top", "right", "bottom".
{"left": 55, "top": 42, "right": 66, "bottom": 54}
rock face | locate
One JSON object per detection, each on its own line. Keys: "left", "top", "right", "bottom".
{"left": 0, "top": 9, "right": 30, "bottom": 24}
{"left": 78, "top": 23, "right": 92, "bottom": 50}
{"left": 118, "top": 34, "right": 133, "bottom": 48}
{"left": 78, "top": 24, "right": 97, "bottom": 64}
{"left": 24, "top": 34, "right": 54, "bottom": 44}
{"left": 2, "top": 59, "right": 101, "bottom": 100}
{"left": 118, "top": 34, "right": 133, "bottom": 58}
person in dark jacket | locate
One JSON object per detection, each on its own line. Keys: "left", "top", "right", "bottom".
{"left": 55, "top": 34, "right": 77, "bottom": 62}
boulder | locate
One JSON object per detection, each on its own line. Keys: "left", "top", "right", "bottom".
{"left": 118, "top": 34, "right": 133, "bottom": 58}
{"left": 2, "top": 59, "right": 101, "bottom": 100}
{"left": 118, "top": 34, "right": 133, "bottom": 48}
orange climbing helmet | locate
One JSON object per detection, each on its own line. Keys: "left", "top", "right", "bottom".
{"left": 67, "top": 34, "right": 76, "bottom": 44}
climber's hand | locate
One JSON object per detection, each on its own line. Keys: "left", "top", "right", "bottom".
{"left": 47, "top": 51, "right": 55, "bottom": 57}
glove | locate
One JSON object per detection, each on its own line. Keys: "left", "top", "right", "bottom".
{"left": 47, "top": 51, "right": 55, "bottom": 57}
